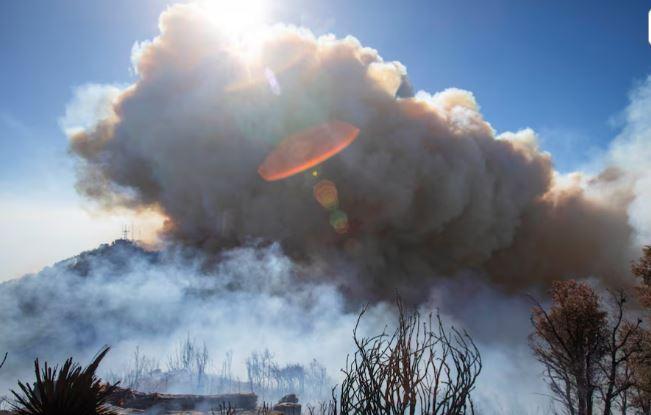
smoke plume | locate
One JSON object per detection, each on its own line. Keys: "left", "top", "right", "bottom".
{"left": 3, "top": 3, "right": 651, "bottom": 413}
{"left": 68, "top": 3, "right": 641, "bottom": 300}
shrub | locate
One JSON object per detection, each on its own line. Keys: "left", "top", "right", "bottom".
{"left": 338, "top": 299, "right": 482, "bottom": 415}
{"left": 11, "top": 346, "right": 119, "bottom": 415}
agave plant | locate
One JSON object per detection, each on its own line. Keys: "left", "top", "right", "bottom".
{"left": 11, "top": 346, "right": 119, "bottom": 415}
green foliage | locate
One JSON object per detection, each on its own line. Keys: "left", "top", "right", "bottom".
{"left": 11, "top": 346, "right": 119, "bottom": 415}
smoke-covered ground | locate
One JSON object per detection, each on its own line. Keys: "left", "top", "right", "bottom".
{"left": 2, "top": 1, "right": 651, "bottom": 413}
{"left": 0, "top": 240, "right": 550, "bottom": 413}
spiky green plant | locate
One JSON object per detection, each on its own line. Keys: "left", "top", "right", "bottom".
{"left": 11, "top": 346, "right": 119, "bottom": 415}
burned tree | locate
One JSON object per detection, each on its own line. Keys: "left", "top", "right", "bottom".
{"left": 598, "top": 290, "right": 643, "bottom": 415}
{"left": 338, "top": 299, "right": 481, "bottom": 415}
{"left": 530, "top": 280, "right": 607, "bottom": 415}
{"left": 245, "top": 350, "right": 329, "bottom": 402}
{"left": 626, "top": 245, "right": 651, "bottom": 414}
{"left": 617, "top": 324, "right": 651, "bottom": 415}
{"left": 530, "top": 280, "right": 647, "bottom": 415}
{"left": 633, "top": 246, "right": 651, "bottom": 290}
{"left": 123, "top": 346, "right": 160, "bottom": 391}
{"left": 167, "top": 335, "right": 211, "bottom": 392}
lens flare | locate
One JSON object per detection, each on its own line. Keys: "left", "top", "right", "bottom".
{"left": 258, "top": 120, "right": 360, "bottom": 181}
{"left": 314, "top": 180, "right": 338, "bottom": 210}
{"left": 264, "top": 67, "right": 281, "bottom": 96}
{"left": 329, "top": 209, "right": 349, "bottom": 234}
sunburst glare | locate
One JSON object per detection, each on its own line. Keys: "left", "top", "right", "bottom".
{"left": 199, "top": 0, "right": 269, "bottom": 39}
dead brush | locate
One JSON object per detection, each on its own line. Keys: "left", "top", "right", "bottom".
{"left": 338, "top": 298, "right": 481, "bottom": 415}
{"left": 256, "top": 401, "right": 271, "bottom": 414}
{"left": 212, "top": 401, "right": 236, "bottom": 415}
{"left": 305, "top": 398, "right": 338, "bottom": 415}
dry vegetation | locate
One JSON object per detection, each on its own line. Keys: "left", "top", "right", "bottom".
{"left": 101, "top": 338, "right": 332, "bottom": 404}
{"left": 337, "top": 300, "right": 481, "bottom": 415}
{"left": 5, "top": 300, "right": 482, "bottom": 415}
{"left": 529, "top": 245, "right": 651, "bottom": 415}
{"left": 7, "top": 246, "right": 651, "bottom": 414}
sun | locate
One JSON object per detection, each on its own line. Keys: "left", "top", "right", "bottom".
{"left": 199, "top": 0, "right": 269, "bottom": 39}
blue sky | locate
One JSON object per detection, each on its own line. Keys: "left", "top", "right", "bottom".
{"left": 1, "top": 0, "right": 650, "bottom": 278}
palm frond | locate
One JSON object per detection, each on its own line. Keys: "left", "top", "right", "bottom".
{"left": 11, "top": 346, "right": 119, "bottom": 415}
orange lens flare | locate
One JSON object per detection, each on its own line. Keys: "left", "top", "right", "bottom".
{"left": 258, "top": 120, "right": 360, "bottom": 181}
{"left": 314, "top": 180, "right": 338, "bottom": 210}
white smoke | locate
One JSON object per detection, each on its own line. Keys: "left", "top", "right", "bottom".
{"left": 0, "top": 243, "right": 355, "bottom": 393}
{"left": 0, "top": 241, "right": 549, "bottom": 412}
{"left": 605, "top": 76, "right": 651, "bottom": 245}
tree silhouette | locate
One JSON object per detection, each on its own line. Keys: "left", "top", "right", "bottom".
{"left": 530, "top": 280, "right": 607, "bottom": 415}
{"left": 530, "top": 280, "right": 646, "bottom": 415}
{"left": 339, "top": 299, "right": 481, "bottom": 415}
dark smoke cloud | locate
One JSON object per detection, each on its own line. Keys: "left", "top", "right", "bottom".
{"left": 69, "top": 3, "right": 638, "bottom": 301}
